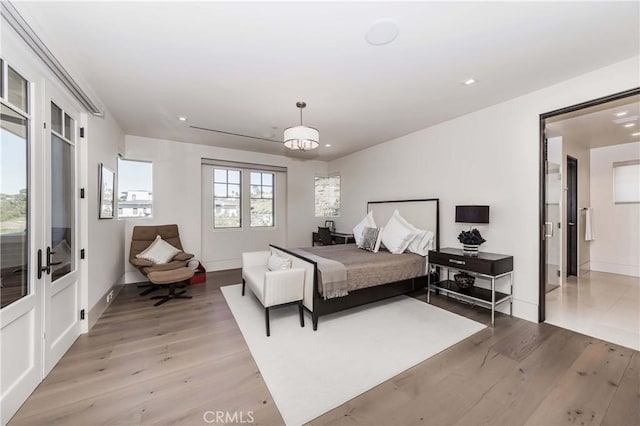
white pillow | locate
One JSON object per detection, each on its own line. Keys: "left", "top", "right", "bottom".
{"left": 407, "top": 230, "right": 435, "bottom": 256}
{"left": 267, "top": 254, "right": 292, "bottom": 271}
{"left": 381, "top": 210, "right": 418, "bottom": 254}
{"left": 391, "top": 213, "right": 435, "bottom": 256}
{"left": 136, "top": 235, "right": 181, "bottom": 264}
{"left": 353, "top": 211, "right": 377, "bottom": 247}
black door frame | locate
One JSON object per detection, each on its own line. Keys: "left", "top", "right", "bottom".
{"left": 538, "top": 87, "right": 640, "bottom": 323}
{"left": 567, "top": 156, "right": 578, "bottom": 277}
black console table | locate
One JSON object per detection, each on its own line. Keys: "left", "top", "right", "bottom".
{"left": 312, "top": 231, "right": 355, "bottom": 246}
{"left": 427, "top": 248, "right": 513, "bottom": 327}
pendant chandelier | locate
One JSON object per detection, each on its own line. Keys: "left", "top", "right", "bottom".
{"left": 283, "top": 101, "right": 319, "bottom": 151}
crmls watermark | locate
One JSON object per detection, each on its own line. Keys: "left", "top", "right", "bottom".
{"left": 202, "top": 410, "right": 255, "bottom": 424}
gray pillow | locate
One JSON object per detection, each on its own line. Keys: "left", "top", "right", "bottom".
{"left": 360, "top": 227, "right": 383, "bottom": 253}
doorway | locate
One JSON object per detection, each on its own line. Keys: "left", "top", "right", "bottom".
{"left": 539, "top": 88, "right": 640, "bottom": 351}
{"left": 1, "top": 60, "right": 83, "bottom": 423}
{"left": 566, "top": 156, "right": 578, "bottom": 277}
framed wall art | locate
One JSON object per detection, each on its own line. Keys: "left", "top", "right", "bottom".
{"left": 99, "top": 163, "right": 115, "bottom": 219}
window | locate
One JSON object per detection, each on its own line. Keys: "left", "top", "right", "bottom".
{"left": 214, "top": 168, "right": 241, "bottom": 228}
{"left": 315, "top": 175, "right": 340, "bottom": 217}
{"left": 1, "top": 61, "right": 30, "bottom": 308}
{"left": 7, "top": 65, "right": 28, "bottom": 113}
{"left": 613, "top": 160, "right": 640, "bottom": 204}
{"left": 117, "top": 159, "right": 153, "bottom": 218}
{"left": 250, "top": 172, "right": 274, "bottom": 227}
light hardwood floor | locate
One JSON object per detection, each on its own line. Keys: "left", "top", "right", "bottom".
{"left": 10, "top": 271, "right": 639, "bottom": 426}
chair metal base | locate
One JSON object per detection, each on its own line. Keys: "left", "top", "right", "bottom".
{"left": 140, "top": 282, "right": 187, "bottom": 297}
{"left": 149, "top": 283, "right": 192, "bottom": 306}
{"left": 139, "top": 284, "right": 160, "bottom": 296}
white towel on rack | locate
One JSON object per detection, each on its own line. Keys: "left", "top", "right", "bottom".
{"left": 585, "top": 208, "right": 593, "bottom": 241}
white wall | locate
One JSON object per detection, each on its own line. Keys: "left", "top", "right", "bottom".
{"left": 329, "top": 57, "right": 640, "bottom": 322}
{"left": 122, "top": 135, "right": 328, "bottom": 283}
{"left": 589, "top": 142, "right": 640, "bottom": 277}
{"left": 86, "top": 113, "right": 126, "bottom": 310}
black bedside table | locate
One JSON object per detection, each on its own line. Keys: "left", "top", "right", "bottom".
{"left": 427, "top": 248, "right": 513, "bottom": 327}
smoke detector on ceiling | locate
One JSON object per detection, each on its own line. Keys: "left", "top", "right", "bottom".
{"left": 365, "top": 19, "right": 399, "bottom": 46}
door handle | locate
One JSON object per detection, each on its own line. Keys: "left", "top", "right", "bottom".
{"left": 568, "top": 222, "right": 576, "bottom": 226}
{"left": 37, "top": 248, "right": 51, "bottom": 279}
{"left": 544, "top": 222, "right": 554, "bottom": 238}
{"left": 36, "top": 246, "right": 60, "bottom": 279}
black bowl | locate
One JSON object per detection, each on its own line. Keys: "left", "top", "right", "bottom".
{"left": 454, "top": 273, "right": 475, "bottom": 289}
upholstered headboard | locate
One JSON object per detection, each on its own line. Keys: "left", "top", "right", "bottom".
{"left": 367, "top": 199, "right": 440, "bottom": 250}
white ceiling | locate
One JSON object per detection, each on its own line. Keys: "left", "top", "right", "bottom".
{"left": 13, "top": 1, "right": 640, "bottom": 161}
{"left": 546, "top": 95, "right": 640, "bottom": 149}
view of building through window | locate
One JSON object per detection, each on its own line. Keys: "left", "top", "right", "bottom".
{"left": 214, "top": 168, "right": 241, "bottom": 228}
{"left": 212, "top": 168, "right": 277, "bottom": 228}
{"left": 250, "top": 172, "right": 274, "bottom": 227}
{"left": 1, "top": 61, "right": 30, "bottom": 309}
{"left": 118, "top": 159, "right": 153, "bottom": 218}
{"left": 315, "top": 175, "right": 340, "bottom": 217}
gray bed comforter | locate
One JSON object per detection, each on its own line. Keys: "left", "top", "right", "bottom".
{"left": 291, "top": 245, "right": 426, "bottom": 299}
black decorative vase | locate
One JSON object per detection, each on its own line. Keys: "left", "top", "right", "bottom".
{"left": 454, "top": 273, "right": 475, "bottom": 290}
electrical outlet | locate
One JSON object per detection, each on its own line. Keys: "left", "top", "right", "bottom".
{"left": 106, "top": 289, "right": 114, "bottom": 304}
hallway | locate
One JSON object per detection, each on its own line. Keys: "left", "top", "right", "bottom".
{"left": 546, "top": 271, "right": 640, "bottom": 350}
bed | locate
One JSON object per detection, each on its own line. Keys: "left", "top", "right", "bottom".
{"left": 270, "top": 198, "right": 440, "bottom": 330}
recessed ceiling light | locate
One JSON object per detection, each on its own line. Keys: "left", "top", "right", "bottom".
{"left": 623, "top": 123, "right": 635, "bottom": 128}
{"left": 178, "top": 116, "right": 188, "bottom": 122}
{"left": 632, "top": 132, "right": 640, "bottom": 137}
{"left": 613, "top": 116, "right": 638, "bottom": 124}
{"left": 365, "top": 19, "right": 399, "bottom": 46}
{"left": 325, "top": 144, "right": 332, "bottom": 147}
{"left": 614, "top": 111, "right": 628, "bottom": 117}
{"left": 463, "top": 78, "right": 476, "bottom": 86}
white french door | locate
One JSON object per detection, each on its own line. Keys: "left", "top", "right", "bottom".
{"left": 42, "top": 86, "right": 81, "bottom": 375}
{"left": 0, "top": 58, "right": 82, "bottom": 424}
{"left": 0, "top": 59, "right": 42, "bottom": 426}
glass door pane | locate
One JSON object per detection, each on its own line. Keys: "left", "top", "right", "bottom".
{"left": 0, "top": 104, "right": 29, "bottom": 308}
{"left": 545, "top": 136, "right": 563, "bottom": 291}
{"left": 50, "top": 102, "right": 75, "bottom": 281}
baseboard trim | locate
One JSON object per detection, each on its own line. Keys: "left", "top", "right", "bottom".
{"left": 589, "top": 261, "right": 640, "bottom": 278}
{"left": 88, "top": 283, "right": 123, "bottom": 331}
{"left": 203, "top": 259, "right": 241, "bottom": 272}
{"left": 120, "top": 270, "right": 147, "bottom": 285}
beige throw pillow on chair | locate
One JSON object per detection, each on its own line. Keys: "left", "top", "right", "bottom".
{"left": 136, "top": 235, "right": 181, "bottom": 264}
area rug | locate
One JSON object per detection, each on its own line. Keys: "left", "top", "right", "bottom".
{"left": 221, "top": 284, "right": 485, "bottom": 425}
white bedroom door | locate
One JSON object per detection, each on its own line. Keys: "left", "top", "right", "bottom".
{"left": 42, "top": 87, "right": 81, "bottom": 375}
{"left": 0, "top": 61, "right": 43, "bottom": 425}
{"left": 1, "top": 52, "right": 83, "bottom": 426}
